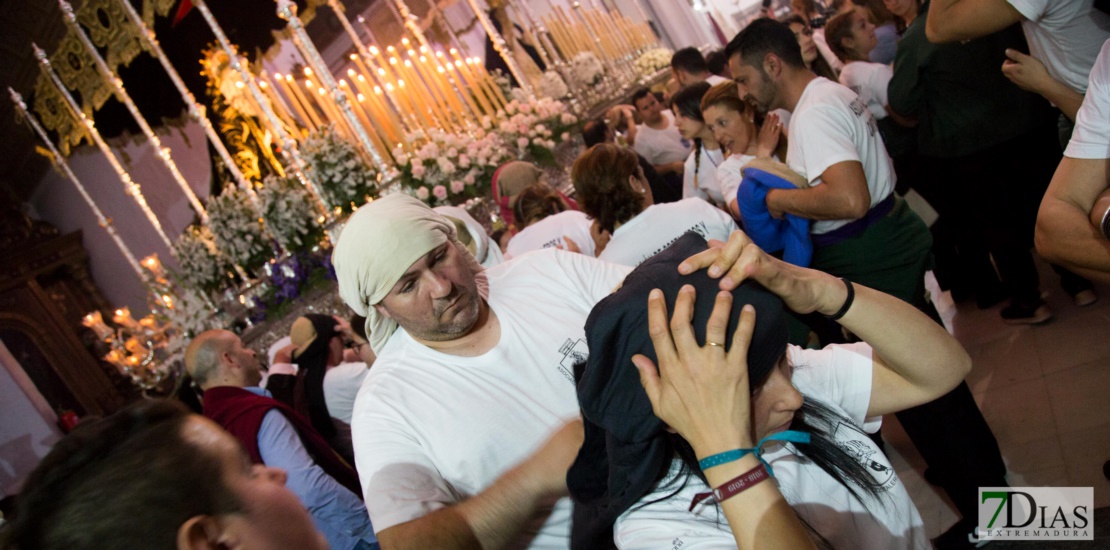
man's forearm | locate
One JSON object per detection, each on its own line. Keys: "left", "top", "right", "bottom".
{"left": 766, "top": 185, "right": 869, "bottom": 221}
{"left": 378, "top": 460, "right": 551, "bottom": 550}
{"left": 1037, "top": 82, "right": 1084, "bottom": 123}
{"left": 1036, "top": 197, "right": 1110, "bottom": 282}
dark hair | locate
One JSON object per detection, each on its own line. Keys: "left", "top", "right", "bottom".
{"left": 513, "top": 183, "right": 570, "bottom": 228}
{"left": 825, "top": 11, "right": 863, "bottom": 63}
{"left": 581, "top": 117, "right": 610, "bottom": 148}
{"left": 781, "top": 15, "right": 838, "bottom": 79}
{"left": 572, "top": 143, "right": 645, "bottom": 234}
{"left": 672, "top": 82, "right": 714, "bottom": 188}
{"left": 726, "top": 17, "right": 807, "bottom": 71}
{"left": 630, "top": 87, "right": 654, "bottom": 109}
{"left": 853, "top": 0, "right": 894, "bottom": 25}
{"left": 293, "top": 314, "right": 338, "bottom": 441}
{"left": 350, "top": 313, "right": 368, "bottom": 341}
{"left": 4, "top": 400, "right": 241, "bottom": 550}
{"left": 705, "top": 49, "right": 729, "bottom": 77}
{"left": 671, "top": 47, "right": 709, "bottom": 74}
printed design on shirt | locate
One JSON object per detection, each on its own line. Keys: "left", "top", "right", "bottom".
{"left": 540, "top": 237, "right": 563, "bottom": 249}
{"left": 833, "top": 421, "right": 897, "bottom": 491}
{"left": 848, "top": 96, "right": 878, "bottom": 137}
{"left": 557, "top": 338, "right": 588, "bottom": 383}
{"left": 636, "top": 224, "right": 712, "bottom": 265}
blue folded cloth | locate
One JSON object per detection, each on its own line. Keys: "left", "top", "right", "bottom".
{"left": 736, "top": 167, "right": 813, "bottom": 266}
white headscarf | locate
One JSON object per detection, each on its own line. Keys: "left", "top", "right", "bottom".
{"left": 333, "top": 194, "right": 487, "bottom": 354}
{"left": 433, "top": 206, "right": 504, "bottom": 268}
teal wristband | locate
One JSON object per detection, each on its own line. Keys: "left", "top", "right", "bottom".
{"left": 698, "top": 448, "right": 754, "bottom": 470}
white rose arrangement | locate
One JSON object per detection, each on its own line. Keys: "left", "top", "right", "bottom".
{"left": 572, "top": 52, "right": 605, "bottom": 86}
{"left": 207, "top": 185, "right": 273, "bottom": 273}
{"left": 635, "top": 48, "right": 674, "bottom": 77}
{"left": 496, "top": 96, "right": 579, "bottom": 167}
{"left": 171, "top": 225, "right": 233, "bottom": 294}
{"left": 300, "top": 124, "right": 380, "bottom": 214}
{"left": 395, "top": 128, "right": 512, "bottom": 206}
{"left": 259, "top": 173, "right": 324, "bottom": 252}
{"left": 538, "top": 71, "right": 570, "bottom": 99}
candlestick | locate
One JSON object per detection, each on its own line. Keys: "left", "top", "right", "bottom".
{"left": 277, "top": 0, "right": 389, "bottom": 170}
{"left": 82, "top": 310, "right": 116, "bottom": 341}
{"left": 274, "top": 72, "right": 317, "bottom": 133}
{"left": 449, "top": 49, "right": 495, "bottom": 118}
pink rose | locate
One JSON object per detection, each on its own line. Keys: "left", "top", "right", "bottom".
{"left": 516, "top": 137, "right": 529, "bottom": 149}
{"left": 458, "top": 154, "right": 471, "bottom": 168}
{"left": 411, "top": 164, "right": 426, "bottom": 178}
{"left": 450, "top": 180, "right": 466, "bottom": 193}
{"left": 433, "top": 185, "right": 448, "bottom": 200}
{"left": 416, "top": 187, "right": 430, "bottom": 200}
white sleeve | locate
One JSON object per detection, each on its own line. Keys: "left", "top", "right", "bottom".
{"left": 790, "top": 103, "right": 862, "bottom": 185}
{"left": 788, "top": 342, "right": 880, "bottom": 433}
{"left": 682, "top": 150, "right": 702, "bottom": 200}
{"left": 870, "top": 63, "right": 893, "bottom": 111}
{"left": 1065, "top": 39, "right": 1110, "bottom": 160}
{"left": 1004, "top": 0, "right": 1048, "bottom": 22}
{"left": 716, "top": 159, "right": 744, "bottom": 205}
{"left": 699, "top": 200, "right": 738, "bottom": 241}
{"left": 552, "top": 247, "right": 634, "bottom": 305}
{"left": 353, "top": 395, "right": 460, "bottom": 532}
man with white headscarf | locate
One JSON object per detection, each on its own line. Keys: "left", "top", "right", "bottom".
{"left": 334, "top": 193, "right": 627, "bottom": 550}
{"left": 333, "top": 193, "right": 754, "bottom": 550}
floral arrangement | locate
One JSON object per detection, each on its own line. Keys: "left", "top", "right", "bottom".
{"left": 393, "top": 128, "right": 512, "bottom": 206}
{"left": 207, "top": 185, "right": 273, "bottom": 274}
{"left": 171, "top": 225, "right": 233, "bottom": 294}
{"left": 158, "top": 285, "right": 221, "bottom": 343}
{"left": 571, "top": 52, "right": 605, "bottom": 87}
{"left": 299, "top": 124, "right": 381, "bottom": 214}
{"left": 634, "top": 48, "right": 674, "bottom": 77}
{"left": 496, "top": 96, "right": 579, "bottom": 166}
{"left": 259, "top": 173, "right": 324, "bottom": 252}
{"left": 537, "top": 70, "right": 570, "bottom": 99}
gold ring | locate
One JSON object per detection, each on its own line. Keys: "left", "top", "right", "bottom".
{"left": 706, "top": 341, "right": 724, "bottom": 347}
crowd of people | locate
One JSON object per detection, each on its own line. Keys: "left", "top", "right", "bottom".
{"left": 4, "top": 1, "right": 1110, "bottom": 549}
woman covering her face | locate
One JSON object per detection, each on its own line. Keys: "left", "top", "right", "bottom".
{"left": 570, "top": 233, "right": 974, "bottom": 549}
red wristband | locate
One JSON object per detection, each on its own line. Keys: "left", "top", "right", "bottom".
{"left": 688, "top": 463, "right": 770, "bottom": 511}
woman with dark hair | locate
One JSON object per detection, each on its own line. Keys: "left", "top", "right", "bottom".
{"left": 783, "top": 15, "right": 840, "bottom": 80}
{"left": 570, "top": 233, "right": 972, "bottom": 549}
{"left": 572, "top": 144, "right": 736, "bottom": 266}
{"left": 671, "top": 82, "right": 727, "bottom": 208}
{"left": 288, "top": 314, "right": 370, "bottom": 464}
{"left": 851, "top": 0, "right": 899, "bottom": 63}
{"left": 701, "top": 82, "right": 785, "bottom": 219}
{"left": 4, "top": 399, "right": 328, "bottom": 550}
{"left": 505, "top": 183, "right": 596, "bottom": 258}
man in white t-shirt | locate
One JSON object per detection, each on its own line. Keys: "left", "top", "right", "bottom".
{"left": 1037, "top": 39, "right": 1110, "bottom": 282}
{"left": 726, "top": 19, "right": 1007, "bottom": 544}
{"left": 630, "top": 88, "right": 692, "bottom": 177}
{"left": 331, "top": 193, "right": 758, "bottom": 550}
{"left": 927, "top": 0, "right": 1110, "bottom": 123}
{"left": 670, "top": 47, "right": 731, "bottom": 88}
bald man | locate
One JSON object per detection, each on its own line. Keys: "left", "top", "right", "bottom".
{"left": 185, "top": 330, "right": 378, "bottom": 550}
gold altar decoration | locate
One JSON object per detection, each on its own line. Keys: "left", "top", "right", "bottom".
{"left": 76, "top": 0, "right": 144, "bottom": 72}
{"left": 32, "top": 72, "right": 88, "bottom": 156}
{"left": 50, "top": 31, "right": 112, "bottom": 115}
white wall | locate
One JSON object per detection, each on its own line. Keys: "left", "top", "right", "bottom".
{"left": 0, "top": 340, "right": 63, "bottom": 498}
{"left": 28, "top": 118, "right": 211, "bottom": 312}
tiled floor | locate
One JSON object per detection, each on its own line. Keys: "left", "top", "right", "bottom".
{"left": 883, "top": 264, "right": 1110, "bottom": 539}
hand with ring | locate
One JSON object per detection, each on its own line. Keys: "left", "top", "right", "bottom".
{"left": 632, "top": 284, "right": 758, "bottom": 455}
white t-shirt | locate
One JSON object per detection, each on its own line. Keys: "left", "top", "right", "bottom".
{"left": 615, "top": 343, "right": 929, "bottom": 550}
{"left": 813, "top": 27, "right": 845, "bottom": 74}
{"left": 716, "top": 153, "right": 758, "bottom": 210}
{"left": 322, "top": 362, "right": 369, "bottom": 425}
{"left": 1006, "top": 0, "right": 1110, "bottom": 94}
{"left": 787, "top": 77, "right": 895, "bottom": 234}
{"left": 839, "top": 61, "right": 892, "bottom": 120}
{"left": 351, "top": 250, "right": 631, "bottom": 547}
{"left": 598, "top": 198, "right": 737, "bottom": 267}
{"left": 683, "top": 145, "right": 726, "bottom": 206}
{"left": 1065, "top": 39, "right": 1110, "bottom": 160}
{"left": 634, "top": 110, "right": 694, "bottom": 166}
{"left": 706, "top": 74, "right": 730, "bottom": 87}
{"left": 505, "top": 210, "right": 596, "bottom": 258}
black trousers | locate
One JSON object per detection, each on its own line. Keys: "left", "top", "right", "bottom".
{"left": 919, "top": 124, "right": 1091, "bottom": 304}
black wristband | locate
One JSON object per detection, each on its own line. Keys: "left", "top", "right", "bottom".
{"left": 825, "top": 278, "right": 854, "bottom": 321}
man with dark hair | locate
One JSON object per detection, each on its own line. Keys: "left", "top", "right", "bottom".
{"left": 726, "top": 18, "right": 1008, "bottom": 548}
{"left": 628, "top": 87, "right": 691, "bottom": 183}
{"left": 581, "top": 117, "right": 682, "bottom": 204}
{"left": 185, "top": 330, "right": 377, "bottom": 550}
{"left": 670, "top": 47, "right": 731, "bottom": 87}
